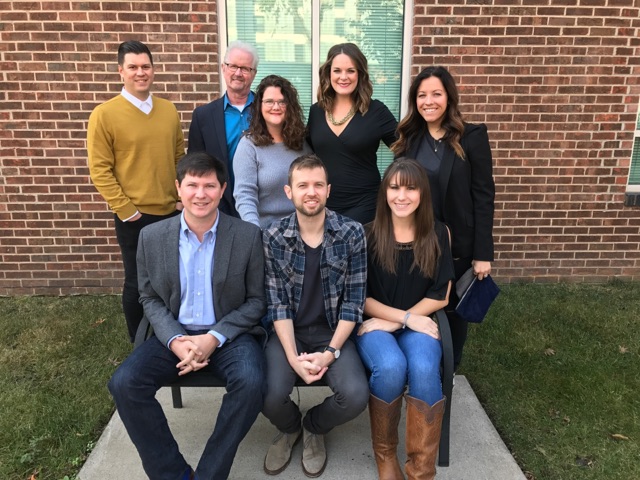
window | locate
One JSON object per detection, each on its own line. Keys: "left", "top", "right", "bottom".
{"left": 220, "top": 0, "right": 409, "bottom": 171}
{"left": 625, "top": 111, "right": 640, "bottom": 206}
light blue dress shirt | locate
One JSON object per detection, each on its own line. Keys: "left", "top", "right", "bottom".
{"left": 167, "top": 211, "right": 227, "bottom": 348}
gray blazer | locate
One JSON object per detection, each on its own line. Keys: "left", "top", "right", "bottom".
{"left": 136, "top": 213, "right": 266, "bottom": 347}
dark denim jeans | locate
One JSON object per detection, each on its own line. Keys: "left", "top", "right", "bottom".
{"left": 108, "top": 333, "right": 265, "bottom": 480}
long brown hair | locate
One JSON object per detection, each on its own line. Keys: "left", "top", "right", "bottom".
{"left": 317, "top": 43, "right": 373, "bottom": 115}
{"left": 368, "top": 158, "right": 441, "bottom": 277}
{"left": 247, "top": 75, "right": 306, "bottom": 151}
{"left": 391, "top": 66, "right": 465, "bottom": 158}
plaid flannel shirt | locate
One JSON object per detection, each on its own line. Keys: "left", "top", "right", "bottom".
{"left": 263, "top": 209, "right": 367, "bottom": 330}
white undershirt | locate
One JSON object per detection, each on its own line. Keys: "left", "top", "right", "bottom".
{"left": 120, "top": 88, "right": 153, "bottom": 114}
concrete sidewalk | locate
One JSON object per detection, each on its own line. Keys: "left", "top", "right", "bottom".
{"left": 79, "top": 375, "right": 526, "bottom": 480}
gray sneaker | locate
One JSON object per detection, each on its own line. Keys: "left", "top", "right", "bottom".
{"left": 301, "top": 427, "right": 327, "bottom": 477}
{"left": 264, "top": 429, "right": 302, "bottom": 475}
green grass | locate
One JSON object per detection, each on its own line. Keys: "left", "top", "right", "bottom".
{"left": 0, "top": 284, "right": 638, "bottom": 479}
{"left": 0, "top": 296, "right": 129, "bottom": 480}
{"left": 461, "top": 281, "right": 640, "bottom": 480}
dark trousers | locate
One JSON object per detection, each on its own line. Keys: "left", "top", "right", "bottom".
{"left": 262, "top": 325, "right": 369, "bottom": 436}
{"left": 108, "top": 333, "right": 265, "bottom": 480}
{"left": 447, "top": 256, "right": 473, "bottom": 370}
{"left": 114, "top": 211, "right": 178, "bottom": 342}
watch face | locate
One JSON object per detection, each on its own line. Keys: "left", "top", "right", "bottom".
{"left": 325, "top": 346, "right": 340, "bottom": 359}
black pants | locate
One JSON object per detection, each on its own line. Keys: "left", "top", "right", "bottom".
{"left": 113, "top": 211, "right": 179, "bottom": 342}
{"left": 447, "top": 256, "right": 473, "bottom": 371}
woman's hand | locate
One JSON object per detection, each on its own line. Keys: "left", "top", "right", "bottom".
{"left": 357, "top": 318, "right": 401, "bottom": 335}
{"left": 405, "top": 314, "right": 440, "bottom": 340}
{"left": 472, "top": 260, "right": 492, "bottom": 280}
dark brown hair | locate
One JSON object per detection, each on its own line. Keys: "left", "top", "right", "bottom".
{"left": 247, "top": 75, "right": 306, "bottom": 151}
{"left": 177, "top": 151, "right": 227, "bottom": 187}
{"left": 392, "top": 66, "right": 465, "bottom": 159}
{"left": 287, "top": 154, "right": 328, "bottom": 186}
{"left": 368, "top": 158, "right": 440, "bottom": 277}
{"left": 317, "top": 43, "right": 373, "bottom": 115}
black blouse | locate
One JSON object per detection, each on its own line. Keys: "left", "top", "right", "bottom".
{"left": 366, "top": 221, "right": 455, "bottom": 313}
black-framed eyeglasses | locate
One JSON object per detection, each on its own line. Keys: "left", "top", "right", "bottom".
{"left": 223, "top": 63, "right": 255, "bottom": 75}
{"left": 262, "top": 100, "right": 288, "bottom": 108}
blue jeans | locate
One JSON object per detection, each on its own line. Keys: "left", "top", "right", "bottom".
{"left": 108, "top": 333, "right": 265, "bottom": 480}
{"left": 354, "top": 329, "right": 443, "bottom": 406}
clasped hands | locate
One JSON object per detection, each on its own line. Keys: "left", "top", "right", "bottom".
{"left": 170, "top": 334, "right": 219, "bottom": 376}
{"left": 289, "top": 351, "right": 333, "bottom": 385}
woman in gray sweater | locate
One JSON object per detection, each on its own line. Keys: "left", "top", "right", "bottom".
{"left": 233, "top": 75, "right": 311, "bottom": 228}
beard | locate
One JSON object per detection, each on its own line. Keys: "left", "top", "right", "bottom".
{"left": 294, "top": 198, "right": 326, "bottom": 218}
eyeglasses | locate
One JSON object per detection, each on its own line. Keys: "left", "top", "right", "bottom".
{"left": 262, "top": 100, "right": 288, "bottom": 109}
{"left": 223, "top": 63, "right": 255, "bottom": 75}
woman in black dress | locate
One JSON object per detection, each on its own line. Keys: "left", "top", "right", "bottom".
{"left": 392, "top": 66, "right": 495, "bottom": 370}
{"left": 307, "top": 43, "right": 397, "bottom": 224}
{"left": 355, "top": 158, "right": 454, "bottom": 480}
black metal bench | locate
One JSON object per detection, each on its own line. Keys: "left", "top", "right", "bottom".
{"left": 134, "top": 309, "right": 454, "bottom": 467}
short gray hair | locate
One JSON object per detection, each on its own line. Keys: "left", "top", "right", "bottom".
{"left": 224, "top": 41, "right": 259, "bottom": 70}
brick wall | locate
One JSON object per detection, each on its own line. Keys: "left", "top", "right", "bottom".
{"left": 1, "top": 0, "right": 639, "bottom": 296}
{"left": 412, "top": 0, "right": 640, "bottom": 283}
{"left": 0, "top": 1, "right": 220, "bottom": 295}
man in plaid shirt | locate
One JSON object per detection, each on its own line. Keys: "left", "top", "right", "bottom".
{"left": 261, "top": 154, "right": 369, "bottom": 478}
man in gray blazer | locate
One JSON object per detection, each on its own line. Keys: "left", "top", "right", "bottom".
{"left": 108, "top": 152, "right": 266, "bottom": 480}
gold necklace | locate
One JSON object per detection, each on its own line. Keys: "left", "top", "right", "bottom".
{"left": 327, "top": 106, "right": 356, "bottom": 126}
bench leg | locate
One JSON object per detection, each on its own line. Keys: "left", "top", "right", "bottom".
{"left": 438, "top": 401, "right": 451, "bottom": 467}
{"left": 171, "top": 386, "right": 183, "bottom": 408}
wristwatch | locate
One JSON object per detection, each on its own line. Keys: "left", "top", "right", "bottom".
{"left": 323, "top": 346, "right": 340, "bottom": 359}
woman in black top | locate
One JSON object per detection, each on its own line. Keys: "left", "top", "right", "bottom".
{"left": 355, "top": 158, "right": 454, "bottom": 480}
{"left": 307, "top": 43, "right": 397, "bottom": 224}
{"left": 392, "top": 66, "right": 495, "bottom": 370}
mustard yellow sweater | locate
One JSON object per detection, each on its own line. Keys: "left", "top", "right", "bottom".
{"left": 87, "top": 95, "right": 185, "bottom": 220}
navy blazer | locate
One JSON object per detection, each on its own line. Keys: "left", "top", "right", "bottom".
{"left": 406, "top": 123, "right": 495, "bottom": 261}
{"left": 136, "top": 213, "right": 266, "bottom": 347}
{"left": 188, "top": 97, "right": 237, "bottom": 217}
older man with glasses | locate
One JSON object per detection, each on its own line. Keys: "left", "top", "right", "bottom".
{"left": 188, "top": 40, "right": 259, "bottom": 217}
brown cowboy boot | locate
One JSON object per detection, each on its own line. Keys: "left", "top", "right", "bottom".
{"left": 405, "top": 396, "right": 446, "bottom": 480}
{"left": 369, "top": 394, "right": 405, "bottom": 480}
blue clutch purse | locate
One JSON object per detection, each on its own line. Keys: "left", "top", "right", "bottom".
{"left": 455, "top": 270, "right": 500, "bottom": 323}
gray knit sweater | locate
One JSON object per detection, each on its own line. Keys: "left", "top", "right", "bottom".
{"left": 233, "top": 136, "right": 312, "bottom": 228}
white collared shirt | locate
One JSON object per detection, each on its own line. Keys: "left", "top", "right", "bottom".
{"left": 120, "top": 87, "right": 153, "bottom": 114}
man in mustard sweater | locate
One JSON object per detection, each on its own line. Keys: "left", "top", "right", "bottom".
{"left": 88, "top": 40, "right": 185, "bottom": 342}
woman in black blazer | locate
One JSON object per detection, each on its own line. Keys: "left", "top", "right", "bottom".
{"left": 392, "top": 66, "right": 495, "bottom": 370}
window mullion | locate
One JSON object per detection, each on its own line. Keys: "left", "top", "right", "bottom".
{"left": 311, "top": 0, "right": 321, "bottom": 104}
